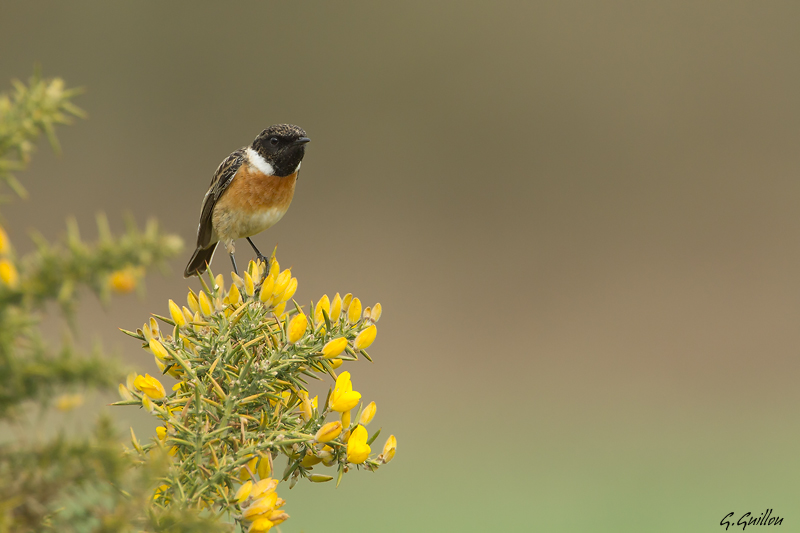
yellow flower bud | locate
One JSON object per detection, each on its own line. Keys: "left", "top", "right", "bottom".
{"left": 149, "top": 317, "right": 160, "bottom": 338}
{"left": 314, "top": 421, "right": 343, "bottom": 443}
{"left": 329, "top": 371, "right": 361, "bottom": 412}
{"left": 342, "top": 293, "right": 353, "bottom": 313}
{"left": 231, "top": 271, "right": 244, "bottom": 288}
{"left": 287, "top": 313, "right": 308, "bottom": 343}
{"left": 198, "top": 291, "right": 213, "bottom": 316}
{"left": 347, "top": 297, "right": 362, "bottom": 324}
{"left": 330, "top": 293, "right": 343, "bottom": 322}
{"left": 149, "top": 338, "right": 170, "bottom": 361}
{"left": 329, "top": 358, "right": 343, "bottom": 370}
{"left": 301, "top": 453, "right": 322, "bottom": 468}
{"left": 371, "top": 302, "right": 382, "bottom": 322}
{"left": 314, "top": 294, "right": 330, "bottom": 325}
{"left": 346, "top": 425, "right": 371, "bottom": 464}
{"left": 257, "top": 457, "right": 271, "bottom": 479}
{"left": 273, "top": 269, "right": 292, "bottom": 298}
{"left": 259, "top": 274, "right": 275, "bottom": 304}
{"left": 235, "top": 480, "right": 253, "bottom": 503}
{"left": 322, "top": 337, "right": 348, "bottom": 359}
{"left": 126, "top": 372, "right": 136, "bottom": 391}
{"left": 108, "top": 266, "right": 140, "bottom": 293}
{"left": 168, "top": 300, "right": 186, "bottom": 327}
{"left": 182, "top": 306, "right": 194, "bottom": 325}
{"left": 273, "top": 301, "right": 287, "bottom": 318}
{"left": 192, "top": 311, "right": 202, "bottom": 331}
{"left": 341, "top": 409, "right": 351, "bottom": 429}
{"left": 381, "top": 435, "right": 397, "bottom": 464}
{"left": 359, "top": 401, "right": 377, "bottom": 425}
{"left": 0, "top": 226, "right": 9, "bottom": 255}
{"left": 278, "top": 277, "right": 297, "bottom": 303}
{"left": 118, "top": 383, "right": 134, "bottom": 401}
{"left": 134, "top": 373, "right": 166, "bottom": 400}
{"left": 354, "top": 324, "right": 377, "bottom": 350}
{"left": 363, "top": 306, "right": 371, "bottom": 321}
{"left": 244, "top": 271, "right": 255, "bottom": 297}
{"left": 228, "top": 283, "right": 242, "bottom": 306}
{"left": 269, "top": 257, "right": 280, "bottom": 279}
{"left": 308, "top": 474, "right": 333, "bottom": 483}
{"left": 55, "top": 393, "right": 83, "bottom": 412}
{"left": 297, "top": 390, "right": 314, "bottom": 422}
{"left": 156, "top": 426, "right": 167, "bottom": 441}
{"left": 142, "top": 394, "right": 157, "bottom": 413}
{"left": 0, "top": 259, "right": 18, "bottom": 288}
{"left": 239, "top": 456, "right": 259, "bottom": 481}
{"left": 214, "top": 273, "right": 224, "bottom": 293}
{"left": 187, "top": 291, "right": 199, "bottom": 313}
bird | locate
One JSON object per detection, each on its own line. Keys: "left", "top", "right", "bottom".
{"left": 184, "top": 124, "right": 310, "bottom": 278}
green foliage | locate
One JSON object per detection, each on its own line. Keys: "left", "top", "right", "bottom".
{"left": 0, "top": 69, "right": 85, "bottom": 200}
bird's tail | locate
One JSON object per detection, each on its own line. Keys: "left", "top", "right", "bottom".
{"left": 184, "top": 243, "right": 218, "bottom": 278}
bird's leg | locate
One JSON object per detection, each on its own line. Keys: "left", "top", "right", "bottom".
{"left": 246, "top": 237, "right": 269, "bottom": 270}
{"left": 226, "top": 240, "right": 239, "bottom": 276}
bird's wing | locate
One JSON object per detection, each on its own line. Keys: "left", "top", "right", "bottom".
{"left": 196, "top": 149, "right": 246, "bottom": 248}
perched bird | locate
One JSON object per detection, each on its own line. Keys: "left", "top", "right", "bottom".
{"left": 184, "top": 124, "right": 310, "bottom": 278}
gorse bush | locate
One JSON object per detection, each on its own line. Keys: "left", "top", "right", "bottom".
{"left": 0, "top": 72, "right": 397, "bottom": 532}
{"left": 116, "top": 258, "right": 396, "bottom": 531}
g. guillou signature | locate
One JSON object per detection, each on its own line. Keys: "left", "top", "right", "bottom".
{"left": 721, "top": 509, "right": 783, "bottom": 531}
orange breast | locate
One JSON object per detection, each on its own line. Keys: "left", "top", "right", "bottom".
{"left": 212, "top": 165, "right": 298, "bottom": 241}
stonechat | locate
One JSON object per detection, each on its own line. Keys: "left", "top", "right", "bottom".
{"left": 184, "top": 124, "right": 310, "bottom": 278}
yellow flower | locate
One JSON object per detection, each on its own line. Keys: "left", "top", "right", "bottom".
{"left": 156, "top": 426, "right": 167, "bottom": 441}
{"left": 236, "top": 481, "right": 254, "bottom": 502}
{"left": 301, "top": 453, "right": 322, "bottom": 468}
{"left": 166, "top": 299, "right": 185, "bottom": 327}
{"left": 278, "top": 277, "right": 297, "bottom": 303}
{"left": 228, "top": 282, "right": 242, "bottom": 306}
{"left": 330, "top": 293, "right": 343, "bottom": 322}
{"left": 381, "top": 435, "right": 397, "bottom": 464}
{"left": 0, "top": 226, "right": 9, "bottom": 255}
{"left": 329, "top": 371, "right": 361, "bottom": 412}
{"left": 329, "top": 358, "right": 343, "bottom": 370}
{"left": 269, "top": 257, "right": 280, "bottom": 278}
{"left": 359, "top": 401, "right": 377, "bottom": 425}
{"left": 346, "top": 425, "right": 371, "bottom": 464}
{"left": 248, "top": 518, "right": 273, "bottom": 532}
{"left": 347, "top": 297, "right": 362, "bottom": 324}
{"left": 354, "top": 324, "right": 377, "bottom": 350}
{"left": 259, "top": 274, "right": 275, "bottom": 303}
{"left": 133, "top": 373, "right": 166, "bottom": 400}
{"left": 187, "top": 291, "right": 199, "bottom": 313}
{"left": 243, "top": 491, "right": 278, "bottom": 518}
{"left": 250, "top": 478, "right": 278, "bottom": 499}
{"left": 314, "top": 421, "right": 343, "bottom": 443}
{"left": 182, "top": 306, "right": 194, "bottom": 325}
{"left": 0, "top": 259, "right": 19, "bottom": 289}
{"left": 198, "top": 291, "right": 214, "bottom": 316}
{"left": 314, "top": 294, "right": 330, "bottom": 325}
{"left": 149, "top": 338, "right": 170, "bottom": 361}
{"left": 267, "top": 510, "right": 289, "bottom": 526}
{"left": 108, "top": 266, "right": 142, "bottom": 294}
{"left": 287, "top": 313, "right": 308, "bottom": 343}
{"left": 55, "top": 393, "right": 83, "bottom": 412}
{"left": 244, "top": 271, "right": 255, "bottom": 297}
{"left": 322, "top": 337, "right": 348, "bottom": 359}
{"left": 239, "top": 456, "right": 259, "bottom": 481}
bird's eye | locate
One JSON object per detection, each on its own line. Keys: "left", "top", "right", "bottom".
{"left": 269, "top": 137, "right": 279, "bottom": 146}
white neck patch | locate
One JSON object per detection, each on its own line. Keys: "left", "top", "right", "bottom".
{"left": 246, "top": 148, "right": 275, "bottom": 176}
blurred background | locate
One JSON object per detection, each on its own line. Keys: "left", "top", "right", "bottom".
{"left": 2, "top": 1, "right": 800, "bottom": 531}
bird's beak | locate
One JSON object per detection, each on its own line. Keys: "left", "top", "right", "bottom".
{"left": 292, "top": 137, "right": 311, "bottom": 146}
